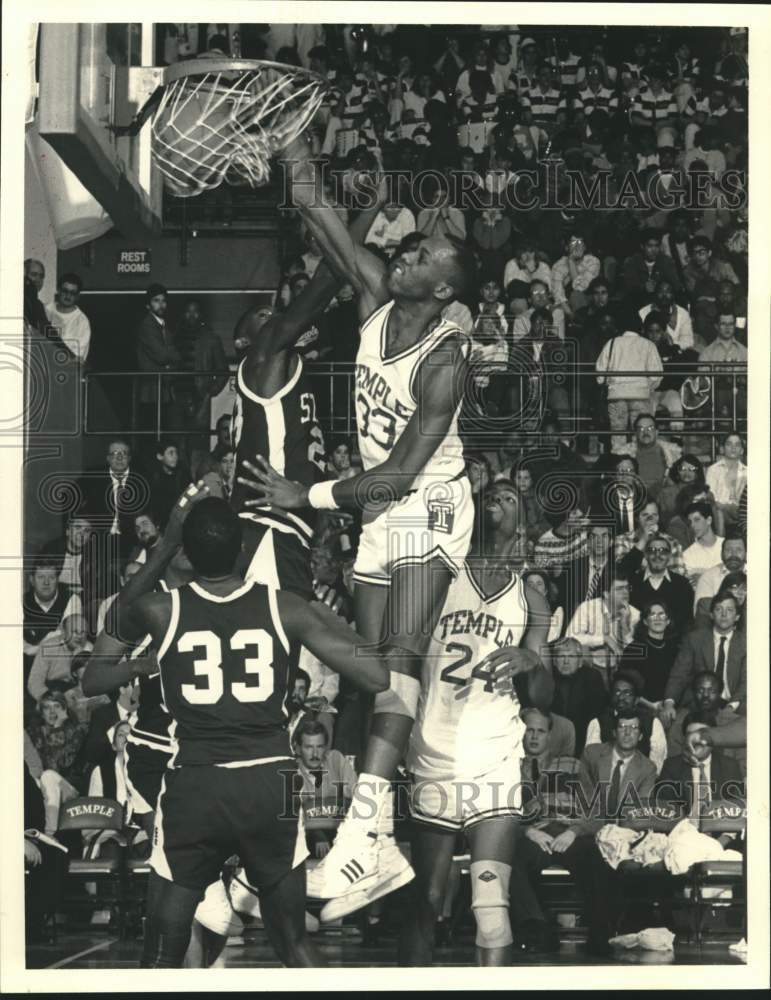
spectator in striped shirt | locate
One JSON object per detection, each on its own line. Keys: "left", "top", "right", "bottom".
{"left": 684, "top": 84, "right": 730, "bottom": 150}
{"left": 631, "top": 65, "right": 679, "bottom": 142}
{"left": 620, "top": 39, "right": 650, "bottom": 85}
{"left": 520, "top": 65, "right": 567, "bottom": 133}
{"left": 582, "top": 42, "right": 618, "bottom": 89}
{"left": 549, "top": 36, "right": 584, "bottom": 93}
{"left": 574, "top": 63, "right": 619, "bottom": 124}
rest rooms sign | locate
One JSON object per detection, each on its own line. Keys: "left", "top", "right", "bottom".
{"left": 116, "top": 250, "right": 152, "bottom": 274}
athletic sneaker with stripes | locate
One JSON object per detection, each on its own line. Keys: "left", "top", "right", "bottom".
{"left": 305, "top": 810, "right": 413, "bottom": 907}
{"left": 319, "top": 839, "right": 415, "bottom": 923}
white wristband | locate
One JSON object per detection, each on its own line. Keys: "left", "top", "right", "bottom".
{"left": 308, "top": 481, "right": 340, "bottom": 511}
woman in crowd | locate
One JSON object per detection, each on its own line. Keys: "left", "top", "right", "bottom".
{"left": 618, "top": 600, "right": 681, "bottom": 705}
{"left": 657, "top": 453, "right": 706, "bottom": 529}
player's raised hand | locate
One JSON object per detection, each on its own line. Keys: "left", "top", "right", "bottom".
{"left": 165, "top": 480, "right": 211, "bottom": 545}
{"left": 237, "top": 456, "right": 309, "bottom": 510}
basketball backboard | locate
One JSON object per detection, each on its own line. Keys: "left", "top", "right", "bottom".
{"left": 37, "top": 22, "right": 163, "bottom": 239}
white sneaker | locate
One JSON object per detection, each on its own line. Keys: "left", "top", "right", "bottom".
{"left": 306, "top": 822, "right": 381, "bottom": 899}
{"left": 319, "top": 839, "right": 414, "bottom": 922}
{"left": 229, "top": 873, "right": 262, "bottom": 920}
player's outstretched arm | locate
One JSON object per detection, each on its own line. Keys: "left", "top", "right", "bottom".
{"left": 237, "top": 333, "right": 468, "bottom": 512}
{"left": 82, "top": 602, "right": 163, "bottom": 696}
{"left": 280, "top": 135, "right": 389, "bottom": 319}
{"left": 82, "top": 482, "right": 209, "bottom": 696}
{"left": 239, "top": 261, "right": 341, "bottom": 376}
{"left": 277, "top": 591, "right": 390, "bottom": 694}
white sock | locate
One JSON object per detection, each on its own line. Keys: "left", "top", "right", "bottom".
{"left": 350, "top": 773, "right": 392, "bottom": 836}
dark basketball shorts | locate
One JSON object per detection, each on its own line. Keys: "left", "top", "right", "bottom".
{"left": 150, "top": 758, "right": 308, "bottom": 892}
{"left": 124, "top": 739, "right": 172, "bottom": 814}
{"left": 237, "top": 515, "right": 313, "bottom": 600}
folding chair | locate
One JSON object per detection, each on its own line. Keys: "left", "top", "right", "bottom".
{"left": 57, "top": 796, "right": 127, "bottom": 937}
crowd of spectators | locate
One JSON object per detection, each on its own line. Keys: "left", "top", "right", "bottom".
{"left": 24, "top": 22, "right": 749, "bottom": 952}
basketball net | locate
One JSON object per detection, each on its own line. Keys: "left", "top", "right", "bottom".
{"left": 151, "top": 59, "right": 327, "bottom": 196}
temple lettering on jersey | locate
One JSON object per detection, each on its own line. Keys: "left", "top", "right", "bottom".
{"left": 355, "top": 362, "right": 414, "bottom": 419}
{"left": 437, "top": 608, "right": 519, "bottom": 649}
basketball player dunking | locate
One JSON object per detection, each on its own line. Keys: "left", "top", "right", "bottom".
{"left": 237, "top": 136, "right": 542, "bottom": 918}
{"left": 230, "top": 201, "right": 381, "bottom": 596}
{"left": 88, "top": 484, "right": 395, "bottom": 968}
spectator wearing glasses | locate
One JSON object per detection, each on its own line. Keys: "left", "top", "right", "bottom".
{"left": 625, "top": 535, "right": 694, "bottom": 636}
{"left": 78, "top": 438, "right": 146, "bottom": 578}
{"left": 615, "top": 499, "right": 686, "bottom": 577}
{"left": 612, "top": 414, "right": 681, "bottom": 500}
{"left": 45, "top": 272, "right": 91, "bottom": 364}
{"left": 585, "top": 670, "right": 667, "bottom": 773}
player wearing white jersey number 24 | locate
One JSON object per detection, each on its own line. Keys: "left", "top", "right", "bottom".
{"left": 235, "top": 134, "right": 489, "bottom": 918}
{"left": 401, "top": 479, "right": 554, "bottom": 966}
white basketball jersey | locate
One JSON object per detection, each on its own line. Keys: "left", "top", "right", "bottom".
{"left": 407, "top": 564, "right": 529, "bottom": 781}
{"left": 355, "top": 301, "right": 466, "bottom": 489}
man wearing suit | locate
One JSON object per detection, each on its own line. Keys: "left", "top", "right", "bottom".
{"left": 656, "top": 713, "right": 745, "bottom": 821}
{"left": 660, "top": 593, "right": 746, "bottom": 726}
{"left": 135, "top": 283, "right": 181, "bottom": 432}
{"left": 557, "top": 521, "right": 614, "bottom": 626}
{"left": 514, "top": 710, "right": 657, "bottom": 955}
{"left": 78, "top": 439, "right": 149, "bottom": 603}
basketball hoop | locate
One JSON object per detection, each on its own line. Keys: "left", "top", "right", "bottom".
{"left": 150, "top": 58, "right": 328, "bottom": 196}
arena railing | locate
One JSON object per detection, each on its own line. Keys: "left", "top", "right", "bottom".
{"left": 81, "top": 362, "right": 747, "bottom": 463}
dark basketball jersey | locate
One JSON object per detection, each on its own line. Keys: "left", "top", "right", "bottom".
{"left": 127, "top": 581, "right": 173, "bottom": 754}
{"left": 230, "top": 355, "right": 326, "bottom": 542}
{"left": 157, "top": 580, "right": 293, "bottom": 767}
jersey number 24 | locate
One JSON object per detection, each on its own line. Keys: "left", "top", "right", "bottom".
{"left": 439, "top": 641, "right": 497, "bottom": 693}
{"left": 178, "top": 629, "right": 274, "bottom": 705}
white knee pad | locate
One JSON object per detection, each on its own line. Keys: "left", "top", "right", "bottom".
{"left": 194, "top": 878, "right": 244, "bottom": 938}
{"left": 374, "top": 670, "right": 421, "bottom": 719}
{"left": 470, "top": 860, "right": 513, "bottom": 950}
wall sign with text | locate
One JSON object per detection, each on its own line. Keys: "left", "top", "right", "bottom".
{"left": 116, "top": 250, "right": 152, "bottom": 274}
